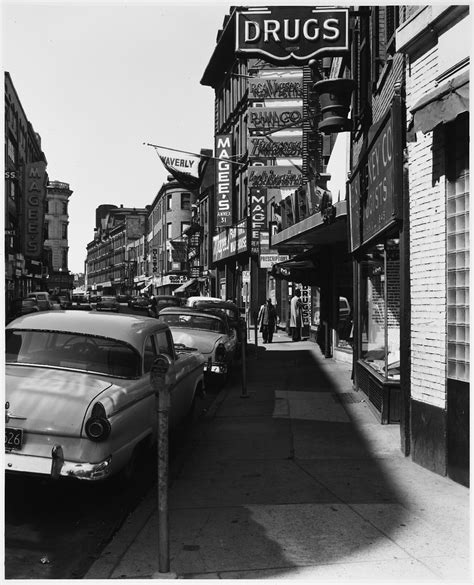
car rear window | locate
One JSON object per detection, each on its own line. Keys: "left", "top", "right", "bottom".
{"left": 159, "top": 313, "right": 225, "bottom": 333}
{"left": 5, "top": 330, "right": 140, "bottom": 378}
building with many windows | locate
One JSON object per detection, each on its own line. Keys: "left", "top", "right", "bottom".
{"left": 4, "top": 72, "right": 49, "bottom": 319}
{"left": 44, "top": 180, "right": 74, "bottom": 294}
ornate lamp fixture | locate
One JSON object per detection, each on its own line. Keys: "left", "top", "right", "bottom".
{"left": 313, "top": 77, "right": 355, "bottom": 134}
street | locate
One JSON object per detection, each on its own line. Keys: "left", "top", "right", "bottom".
{"left": 4, "top": 378, "right": 221, "bottom": 579}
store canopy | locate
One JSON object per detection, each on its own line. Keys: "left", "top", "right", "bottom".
{"left": 173, "top": 278, "right": 198, "bottom": 293}
{"left": 271, "top": 252, "right": 320, "bottom": 286}
{"left": 411, "top": 70, "right": 469, "bottom": 134}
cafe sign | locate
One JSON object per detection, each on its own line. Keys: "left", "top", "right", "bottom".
{"left": 236, "top": 6, "right": 349, "bottom": 62}
{"left": 348, "top": 98, "right": 403, "bottom": 252}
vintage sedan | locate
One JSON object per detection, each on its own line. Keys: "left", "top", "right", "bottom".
{"left": 5, "top": 311, "right": 205, "bottom": 482}
{"left": 193, "top": 300, "right": 246, "bottom": 349}
{"left": 95, "top": 295, "right": 120, "bottom": 312}
{"left": 158, "top": 307, "right": 238, "bottom": 388}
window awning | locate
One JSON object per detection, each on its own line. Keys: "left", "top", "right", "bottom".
{"left": 411, "top": 71, "right": 469, "bottom": 134}
{"left": 271, "top": 252, "right": 320, "bottom": 286}
{"left": 173, "top": 278, "right": 198, "bottom": 293}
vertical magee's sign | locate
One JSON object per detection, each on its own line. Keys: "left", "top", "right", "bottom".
{"left": 236, "top": 6, "right": 349, "bottom": 62}
{"left": 23, "top": 161, "right": 47, "bottom": 259}
{"left": 250, "top": 187, "right": 267, "bottom": 255}
{"left": 215, "top": 134, "right": 233, "bottom": 227}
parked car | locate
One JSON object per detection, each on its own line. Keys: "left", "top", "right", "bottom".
{"left": 186, "top": 296, "right": 223, "bottom": 308}
{"left": 193, "top": 300, "right": 246, "bottom": 353}
{"left": 128, "top": 296, "right": 150, "bottom": 310}
{"left": 116, "top": 294, "right": 131, "bottom": 304}
{"left": 148, "top": 295, "right": 182, "bottom": 318}
{"left": 96, "top": 295, "right": 120, "bottom": 312}
{"left": 5, "top": 311, "right": 205, "bottom": 482}
{"left": 27, "top": 291, "right": 52, "bottom": 311}
{"left": 158, "top": 307, "right": 238, "bottom": 388}
{"left": 8, "top": 299, "right": 40, "bottom": 322}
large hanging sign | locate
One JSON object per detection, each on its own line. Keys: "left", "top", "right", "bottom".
{"left": 249, "top": 74, "right": 303, "bottom": 100}
{"left": 236, "top": 7, "right": 349, "bottom": 62}
{"left": 348, "top": 98, "right": 403, "bottom": 251}
{"left": 215, "top": 134, "right": 233, "bottom": 227}
{"left": 23, "top": 161, "right": 47, "bottom": 259}
{"left": 248, "top": 106, "right": 303, "bottom": 131}
{"left": 248, "top": 166, "right": 303, "bottom": 188}
{"left": 248, "top": 134, "right": 303, "bottom": 158}
{"left": 250, "top": 188, "right": 267, "bottom": 255}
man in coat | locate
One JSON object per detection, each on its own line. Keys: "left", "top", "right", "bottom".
{"left": 290, "top": 289, "right": 303, "bottom": 341}
{"left": 258, "top": 298, "right": 277, "bottom": 343}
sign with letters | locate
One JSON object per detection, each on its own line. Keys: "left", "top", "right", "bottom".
{"left": 215, "top": 134, "right": 233, "bottom": 227}
{"left": 236, "top": 6, "right": 349, "bottom": 62}
{"left": 248, "top": 134, "right": 303, "bottom": 159}
{"left": 248, "top": 106, "right": 303, "bottom": 131}
{"left": 248, "top": 166, "right": 303, "bottom": 189}
{"left": 249, "top": 74, "right": 303, "bottom": 100}
{"left": 23, "top": 161, "right": 46, "bottom": 259}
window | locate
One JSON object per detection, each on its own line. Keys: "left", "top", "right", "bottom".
{"left": 167, "top": 223, "right": 172, "bottom": 239}
{"left": 446, "top": 114, "right": 469, "bottom": 382}
{"left": 167, "top": 194, "right": 172, "bottom": 211}
{"left": 359, "top": 240, "right": 400, "bottom": 380}
{"left": 7, "top": 136, "right": 16, "bottom": 164}
{"left": 43, "top": 222, "right": 49, "bottom": 241}
{"left": 181, "top": 192, "right": 191, "bottom": 210}
{"left": 143, "top": 336, "right": 157, "bottom": 373}
{"left": 61, "top": 223, "right": 67, "bottom": 239}
{"left": 155, "top": 330, "right": 174, "bottom": 358}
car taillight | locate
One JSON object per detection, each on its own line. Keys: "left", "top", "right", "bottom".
{"left": 215, "top": 343, "right": 226, "bottom": 363}
{"left": 85, "top": 402, "right": 111, "bottom": 442}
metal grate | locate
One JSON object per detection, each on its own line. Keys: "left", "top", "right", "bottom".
{"left": 332, "top": 392, "right": 363, "bottom": 404}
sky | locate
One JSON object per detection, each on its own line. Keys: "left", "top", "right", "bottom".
{"left": 2, "top": 0, "right": 235, "bottom": 273}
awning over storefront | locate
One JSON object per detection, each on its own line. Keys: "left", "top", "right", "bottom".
{"left": 173, "top": 278, "right": 198, "bottom": 294}
{"left": 271, "top": 252, "right": 320, "bottom": 286}
{"left": 411, "top": 70, "right": 469, "bottom": 134}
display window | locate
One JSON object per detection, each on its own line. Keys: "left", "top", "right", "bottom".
{"left": 359, "top": 239, "right": 400, "bottom": 380}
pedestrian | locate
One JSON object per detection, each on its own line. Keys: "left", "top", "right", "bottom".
{"left": 258, "top": 298, "right": 277, "bottom": 343}
{"left": 290, "top": 289, "right": 303, "bottom": 341}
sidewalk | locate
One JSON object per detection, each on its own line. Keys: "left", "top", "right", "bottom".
{"left": 85, "top": 331, "right": 470, "bottom": 581}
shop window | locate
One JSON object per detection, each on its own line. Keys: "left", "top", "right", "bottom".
{"left": 446, "top": 114, "right": 469, "bottom": 382}
{"left": 360, "top": 240, "right": 400, "bottom": 380}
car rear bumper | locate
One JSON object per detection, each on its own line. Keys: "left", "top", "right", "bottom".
{"left": 5, "top": 449, "right": 112, "bottom": 481}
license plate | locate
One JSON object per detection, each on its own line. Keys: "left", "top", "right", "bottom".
{"left": 5, "top": 427, "right": 23, "bottom": 451}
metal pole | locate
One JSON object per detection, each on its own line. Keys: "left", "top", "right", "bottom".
{"left": 150, "top": 356, "right": 171, "bottom": 575}
{"left": 253, "top": 311, "right": 258, "bottom": 358}
{"left": 241, "top": 323, "right": 248, "bottom": 398}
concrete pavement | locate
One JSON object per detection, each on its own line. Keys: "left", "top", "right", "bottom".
{"left": 85, "top": 331, "right": 470, "bottom": 581}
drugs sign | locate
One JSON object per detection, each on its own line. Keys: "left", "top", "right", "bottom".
{"left": 236, "top": 6, "right": 349, "bottom": 62}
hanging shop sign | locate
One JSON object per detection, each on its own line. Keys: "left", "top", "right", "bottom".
{"left": 250, "top": 188, "right": 267, "bottom": 255}
{"left": 259, "top": 230, "right": 270, "bottom": 254}
{"left": 215, "top": 134, "right": 233, "bottom": 227}
{"left": 300, "top": 285, "right": 311, "bottom": 326}
{"left": 260, "top": 253, "right": 290, "bottom": 269}
{"left": 248, "top": 106, "right": 303, "bottom": 131}
{"left": 248, "top": 74, "right": 303, "bottom": 100}
{"left": 248, "top": 166, "right": 303, "bottom": 188}
{"left": 248, "top": 134, "right": 303, "bottom": 158}
{"left": 348, "top": 99, "right": 403, "bottom": 252}
{"left": 22, "top": 161, "right": 47, "bottom": 259}
{"left": 236, "top": 7, "right": 349, "bottom": 62}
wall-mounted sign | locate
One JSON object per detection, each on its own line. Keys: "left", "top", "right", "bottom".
{"left": 215, "top": 134, "right": 233, "bottom": 227}
{"left": 259, "top": 230, "right": 270, "bottom": 254}
{"left": 248, "top": 135, "right": 303, "bottom": 158}
{"left": 236, "top": 7, "right": 349, "bottom": 62}
{"left": 212, "top": 219, "right": 248, "bottom": 262}
{"left": 23, "top": 161, "right": 46, "bottom": 259}
{"left": 249, "top": 75, "right": 303, "bottom": 100}
{"left": 260, "top": 253, "right": 290, "bottom": 269}
{"left": 248, "top": 166, "right": 303, "bottom": 188}
{"left": 248, "top": 106, "right": 303, "bottom": 131}
{"left": 348, "top": 99, "right": 403, "bottom": 251}
{"left": 250, "top": 188, "right": 267, "bottom": 255}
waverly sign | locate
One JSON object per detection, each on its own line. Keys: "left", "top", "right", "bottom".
{"left": 236, "top": 6, "right": 349, "bottom": 62}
